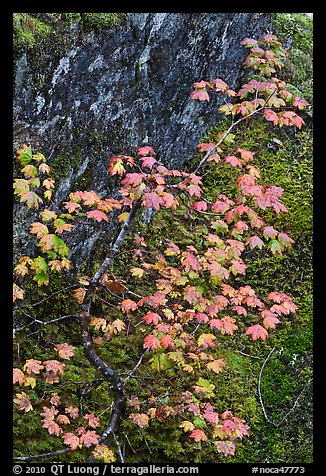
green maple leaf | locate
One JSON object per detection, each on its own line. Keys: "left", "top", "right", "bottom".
{"left": 33, "top": 271, "right": 49, "bottom": 286}
{"left": 269, "top": 239, "right": 282, "bottom": 255}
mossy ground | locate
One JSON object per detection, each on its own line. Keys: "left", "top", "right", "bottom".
{"left": 13, "top": 12, "right": 312, "bottom": 465}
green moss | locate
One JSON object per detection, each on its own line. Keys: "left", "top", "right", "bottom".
{"left": 273, "top": 13, "right": 313, "bottom": 102}
{"left": 81, "top": 13, "right": 128, "bottom": 31}
{"left": 13, "top": 13, "right": 52, "bottom": 58}
{"left": 62, "top": 13, "right": 82, "bottom": 24}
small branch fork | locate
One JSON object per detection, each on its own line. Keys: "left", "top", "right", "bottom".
{"left": 258, "top": 347, "right": 313, "bottom": 428}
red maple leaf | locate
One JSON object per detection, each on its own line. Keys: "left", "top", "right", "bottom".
{"left": 55, "top": 343, "right": 75, "bottom": 360}
{"left": 129, "top": 413, "right": 149, "bottom": 428}
{"left": 120, "top": 299, "right": 138, "bottom": 314}
{"left": 209, "top": 318, "right": 223, "bottom": 330}
{"left": 86, "top": 210, "right": 109, "bottom": 223}
{"left": 109, "top": 157, "right": 126, "bottom": 176}
{"left": 195, "top": 312, "right": 209, "bottom": 324}
{"left": 142, "top": 312, "right": 161, "bottom": 325}
{"left": 192, "top": 201, "right": 208, "bottom": 211}
{"left": 229, "top": 259, "right": 247, "bottom": 276}
{"left": 246, "top": 235, "right": 264, "bottom": 250}
{"left": 263, "top": 226, "right": 278, "bottom": 239}
{"left": 214, "top": 440, "right": 236, "bottom": 457}
{"left": 184, "top": 286, "right": 203, "bottom": 305}
{"left": 43, "top": 360, "right": 65, "bottom": 375}
{"left": 197, "top": 333, "right": 216, "bottom": 348}
{"left": 187, "top": 184, "right": 203, "bottom": 197}
{"left": 160, "top": 334, "right": 175, "bottom": 349}
{"left": 121, "top": 173, "right": 145, "bottom": 187}
{"left": 263, "top": 109, "right": 279, "bottom": 125}
{"left": 245, "top": 324, "right": 268, "bottom": 341}
{"left": 143, "top": 334, "right": 161, "bottom": 350}
{"left": 191, "top": 89, "right": 210, "bottom": 101}
{"left": 238, "top": 148, "right": 255, "bottom": 161}
{"left": 137, "top": 146, "right": 155, "bottom": 157}
{"left": 79, "top": 430, "right": 100, "bottom": 448}
{"left": 262, "top": 313, "right": 280, "bottom": 329}
{"left": 207, "top": 261, "right": 230, "bottom": 280}
{"left": 13, "top": 368, "right": 25, "bottom": 386}
{"left": 84, "top": 413, "right": 100, "bottom": 429}
{"left": 189, "top": 429, "right": 207, "bottom": 442}
{"left": 197, "top": 142, "right": 216, "bottom": 152}
{"left": 142, "top": 191, "right": 162, "bottom": 211}
{"left": 140, "top": 156, "right": 157, "bottom": 169}
{"left": 63, "top": 201, "right": 82, "bottom": 213}
{"left": 231, "top": 305, "right": 247, "bottom": 316}
{"left": 221, "top": 316, "right": 238, "bottom": 335}
{"left": 24, "top": 359, "right": 44, "bottom": 375}
{"left": 63, "top": 432, "right": 80, "bottom": 450}
{"left": 181, "top": 251, "right": 201, "bottom": 273}
{"left": 293, "top": 96, "right": 309, "bottom": 110}
{"left": 42, "top": 418, "right": 62, "bottom": 436}
{"left": 65, "top": 406, "right": 79, "bottom": 419}
{"left": 138, "top": 291, "right": 167, "bottom": 308}
{"left": 225, "top": 156, "right": 243, "bottom": 168}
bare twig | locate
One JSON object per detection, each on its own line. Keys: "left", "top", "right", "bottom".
{"left": 258, "top": 347, "right": 313, "bottom": 427}
{"left": 123, "top": 349, "right": 150, "bottom": 383}
{"left": 238, "top": 350, "right": 262, "bottom": 360}
{"left": 18, "top": 284, "right": 79, "bottom": 308}
{"left": 113, "top": 432, "right": 125, "bottom": 463}
{"left": 13, "top": 447, "right": 72, "bottom": 461}
{"left": 15, "top": 312, "right": 79, "bottom": 334}
{"left": 139, "top": 427, "right": 152, "bottom": 454}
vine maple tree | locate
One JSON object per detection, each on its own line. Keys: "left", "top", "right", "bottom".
{"left": 13, "top": 34, "right": 309, "bottom": 462}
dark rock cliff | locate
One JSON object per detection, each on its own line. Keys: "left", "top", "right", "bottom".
{"left": 13, "top": 13, "right": 272, "bottom": 267}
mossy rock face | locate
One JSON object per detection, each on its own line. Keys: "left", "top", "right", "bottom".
{"left": 13, "top": 13, "right": 53, "bottom": 58}
{"left": 13, "top": 14, "right": 312, "bottom": 463}
{"left": 13, "top": 13, "right": 128, "bottom": 59}
{"left": 273, "top": 13, "right": 313, "bottom": 102}
{"left": 81, "top": 13, "right": 128, "bottom": 31}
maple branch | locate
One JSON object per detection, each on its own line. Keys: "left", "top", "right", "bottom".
{"left": 258, "top": 347, "right": 313, "bottom": 427}
{"left": 79, "top": 199, "right": 142, "bottom": 458}
{"left": 13, "top": 447, "right": 72, "bottom": 461}
{"left": 90, "top": 199, "right": 142, "bottom": 284}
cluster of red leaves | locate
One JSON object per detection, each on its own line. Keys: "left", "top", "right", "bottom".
{"left": 128, "top": 392, "right": 249, "bottom": 455}
{"left": 191, "top": 34, "right": 309, "bottom": 130}
{"left": 13, "top": 343, "right": 76, "bottom": 413}
{"left": 40, "top": 401, "right": 101, "bottom": 449}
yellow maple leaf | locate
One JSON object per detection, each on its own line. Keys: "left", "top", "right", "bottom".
{"left": 130, "top": 267, "right": 145, "bottom": 278}
{"left": 73, "top": 287, "right": 86, "bottom": 304}
{"left": 13, "top": 283, "right": 25, "bottom": 302}
{"left": 13, "top": 392, "right": 33, "bottom": 412}
{"left": 112, "top": 319, "right": 126, "bottom": 333}
{"left": 179, "top": 420, "right": 195, "bottom": 432}
{"left": 118, "top": 212, "right": 129, "bottom": 223}
{"left": 92, "top": 444, "right": 116, "bottom": 463}
{"left": 206, "top": 359, "right": 226, "bottom": 374}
